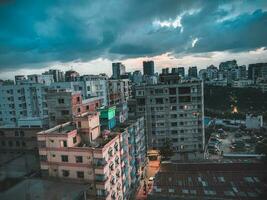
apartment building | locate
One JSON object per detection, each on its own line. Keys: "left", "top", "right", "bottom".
{"left": 50, "top": 75, "right": 108, "bottom": 106}
{"left": 46, "top": 89, "right": 101, "bottom": 128}
{"left": 112, "top": 62, "right": 126, "bottom": 79}
{"left": 108, "top": 79, "right": 131, "bottom": 105}
{"left": 0, "top": 127, "right": 42, "bottom": 153}
{"left": 43, "top": 69, "right": 65, "bottom": 82}
{"left": 27, "top": 74, "right": 54, "bottom": 86}
{"left": 37, "top": 112, "right": 146, "bottom": 200}
{"left": 134, "top": 69, "right": 204, "bottom": 160}
{"left": 0, "top": 83, "right": 49, "bottom": 127}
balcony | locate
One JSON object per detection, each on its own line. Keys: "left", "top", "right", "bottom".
{"left": 95, "top": 174, "right": 108, "bottom": 183}
{"left": 96, "top": 190, "right": 109, "bottom": 198}
{"left": 93, "top": 158, "right": 107, "bottom": 168}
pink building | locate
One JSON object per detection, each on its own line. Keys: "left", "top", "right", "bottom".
{"left": 47, "top": 89, "right": 101, "bottom": 128}
{"left": 37, "top": 112, "right": 125, "bottom": 200}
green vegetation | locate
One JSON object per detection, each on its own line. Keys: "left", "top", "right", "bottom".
{"left": 159, "top": 139, "right": 174, "bottom": 160}
{"left": 204, "top": 85, "right": 267, "bottom": 121}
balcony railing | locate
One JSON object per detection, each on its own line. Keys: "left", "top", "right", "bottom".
{"left": 95, "top": 175, "right": 108, "bottom": 183}
{"left": 93, "top": 159, "right": 107, "bottom": 168}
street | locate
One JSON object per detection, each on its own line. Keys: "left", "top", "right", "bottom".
{"left": 135, "top": 160, "right": 160, "bottom": 200}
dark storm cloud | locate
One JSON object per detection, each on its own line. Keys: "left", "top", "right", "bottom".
{"left": 0, "top": 0, "right": 266, "bottom": 71}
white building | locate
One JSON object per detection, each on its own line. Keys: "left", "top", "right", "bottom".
{"left": 245, "top": 114, "right": 263, "bottom": 129}
{"left": 232, "top": 80, "right": 253, "bottom": 88}
{"left": 134, "top": 70, "right": 205, "bottom": 160}
{"left": 205, "top": 79, "right": 228, "bottom": 86}
{"left": 108, "top": 79, "right": 131, "bottom": 105}
{"left": 132, "top": 70, "right": 143, "bottom": 85}
{"left": 50, "top": 75, "right": 108, "bottom": 106}
{"left": 0, "top": 83, "right": 48, "bottom": 127}
{"left": 258, "top": 82, "right": 267, "bottom": 93}
{"left": 27, "top": 74, "right": 54, "bottom": 86}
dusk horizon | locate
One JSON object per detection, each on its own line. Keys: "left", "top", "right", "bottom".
{"left": 1, "top": 0, "right": 267, "bottom": 79}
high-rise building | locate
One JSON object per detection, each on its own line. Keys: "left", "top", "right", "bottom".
{"left": 219, "top": 60, "right": 238, "bottom": 71}
{"left": 14, "top": 75, "right": 26, "bottom": 84}
{"left": 27, "top": 74, "right": 54, "bottom": 86}
{"left": 198, "top": 69, "right": 207, "bottom": 80}
{"left": 46, "top": 89, "right": 101, "bottom": 128}
{"left": 37, "top": 112, "right": 146, "bottom": 200}
{"left": 50, "top": 74, "right": 108, "bottom": 106}
{"left": 65, "top": 70, "right": 80, "bottom": 82}
{"left": 0, "top": 82, "right": 49, "bottom": 127}
{"left": 0, "top": 127, "right": 42, "bottom": 153}
{"left": 143, "top": 61, "right": 155, "bottom": 76}
{"left": 188, "top": 66, "right": 198, "bottom": 78}
{"left": 206, "top": 65, "right": 218, "bottom": 80}
{"left": 43, "top": 69, "right": 65, "bottom": 82}
{"left": 112, "top": 62, "right": 126, "bottom": 79}
{"left": 248, "top": 63, "right": 267, "bottom": 83}
{"left": 133, "top": 69, "right": 204, "bottom": 160}
{"left": 132, "top": 70, "right": 143, "bottom": 85}
{"left": 177, "top": 67, "right": 185, "bottom": 78}
{"left": 108, "top": 79, "right": 131, "bottom": 105}
{"left": 238, "top": 65, "right": 247, "bottom": 80}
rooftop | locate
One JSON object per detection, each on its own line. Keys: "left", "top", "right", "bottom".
{"left": 37, "top": 122, "right": 76, "bottom": 135}
{"left": 0, "top": 178, "right": 87, "bottom": 200}
{"left": 149, "top": 162, "right": 267, "bottom": 200}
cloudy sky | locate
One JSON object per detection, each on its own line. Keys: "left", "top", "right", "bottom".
{"left": 0, "top": 0, "right": 267, "bottom": 79}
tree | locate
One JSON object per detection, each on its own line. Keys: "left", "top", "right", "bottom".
{"left": 159, "top": 139, "right": 174, "bottom": 160}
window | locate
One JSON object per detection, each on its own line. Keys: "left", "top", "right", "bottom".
{"left": 40, "top": 155, "right": 47, "bottom": 161}
{"left": 62, "top": 170, "right": 69, "bottom": 177}
{"left": 62, "top": 140, "right": 67, "bottom": 147}
{"left": 77, "top": 121, "right": 81, "bottom": 128}
{"left": 137, "top": 98, "right": 145, "bottom": 105}
{"left": 77, "top": 97, "right": 80, "bottom": 102}
{"left": 0, "top": 131, "right": 4, "bottom": 136}
{"left": 178, "top": 87, "right": 190, "bottom": 94}
{"left": 61, "top": 155, "right": 68, "bottom": 162}
{"left": 77, "top": 108, "right": 81, "bottom": 113}
{"left": 15, "top": 131, "right": 19, "bottom": 136}
{"left": 179, "top": 96, "right": 191, "bottom": 103}
{"left": 58, "top": 98, "right": 64, "bottom": 104}
{"left": 1, "top": 141, "right": 6, "bottom": 146}
{"left": 16, "top": 141, "right": 20, "bottom": 146}
{"left": 155, "top": 98, "right": 163, "bottom": 104}
{"left": 155, "top": 89, "right": 163, "bottom": 94}
{"left": 169, "top": 88, "right": 176, "bottom": 95}
{"left": 86, "top": 105, "right": 89, "bottom": 110}
{"left": 73, "top": 136, "right": 77, "bottom": 144}
{"left": 20, "top": 131, "right": 24, "bottom": 137}
{"left": 169, "top": 97, "right": 176, "bottom": 103}
{"left": 171, "top": 114, "right": 177, "bottom": 119}
{"left": 76, "top": 156, "right": 83, "bottom": 163}
{"left": 61, "top": 110, "right": 69, "bottom": 115}
{"left": 171, "top": 122, "right": 177, "bottom": 127}
{"left": 8, "top": 141, "right": 13, "bottom": 147}
{"left": 171, "top": 106, "right": 177, "bottom": 111}
{"left": 77, "top": 171, "right": 84, "bottom": 178}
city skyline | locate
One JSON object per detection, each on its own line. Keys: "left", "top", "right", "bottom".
{"left": 0, "top": 0, "right": 267, "bottom": 79}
